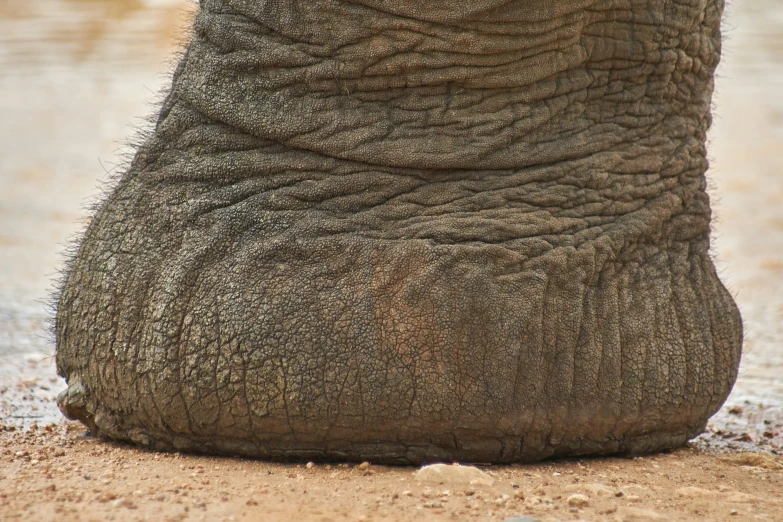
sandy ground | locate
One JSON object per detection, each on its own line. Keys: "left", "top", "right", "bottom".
{"left": 1, "top": 1, "right": 782, "bottom": 520}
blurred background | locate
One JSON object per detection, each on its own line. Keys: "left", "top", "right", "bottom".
{"left": 0, "top": 0, "right": 781, "bottom": 447}
{"left": 0, "top": 0, "right": 195, "bottom": 423}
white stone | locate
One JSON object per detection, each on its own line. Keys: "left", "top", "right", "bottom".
{"left": 566, "top": 493, "right": 589, "bottom": 507}
{"left": 564, "top": 483, "right": 614, "bottom": 496}
{"left": 414, "top": 463, "right": 495, "bottom": 486}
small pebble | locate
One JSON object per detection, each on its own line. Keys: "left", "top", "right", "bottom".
{"left": 357, "top": 462, "right": 370, "bottom": 471}
{"left": 111, "top": 498, "right": 136, "bottom": 510}
{"left": 414, "top": 463, "right": 494, "bottom": 486}
{"left": 566, "top": 493, "right": 589, "bottom": 507}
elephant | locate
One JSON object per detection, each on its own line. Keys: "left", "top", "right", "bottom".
{"left": 55, "top": 0, "right": 742, "bottom": 464}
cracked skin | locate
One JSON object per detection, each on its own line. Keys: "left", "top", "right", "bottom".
{"left": 55, "top": 0, "right": 743, "bottom": 464}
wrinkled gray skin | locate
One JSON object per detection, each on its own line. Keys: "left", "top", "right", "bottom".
{"left": 56, "top": 0, "right": 742, "bottom": 464}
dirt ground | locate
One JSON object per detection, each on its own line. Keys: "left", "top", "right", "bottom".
{"left": 1, "top": 1, "right": 782, "bottom": 521}
{"left": 1, "top": 425, "right": 782, "bottom": 522}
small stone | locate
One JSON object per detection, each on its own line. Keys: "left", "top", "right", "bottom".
{"left": 513, "top": 489, "right": 525, "bottom": 500}
{"left": 730, "top": 510, "right": 738, "bottom": 516}
{"left": 98, "top": 492, "right": 117, "bottom": 503}
{"left": 357, "top": 461, "right": 370, "bottom": 471}
{"left": 626, "top": 494, "right": 641, "bottom": 502}
{"left": 306, "top": 462, "right": 315, "bottom": 469}
{"left": 567, "top": 493, "right": 589, "bottom": 507}
{"left": 401, "top": 490, "right": 412, "bottom": 497}
{"left": 246, "top": 498, "right": 258, "bottom": 506}
{"left": 414, "top": 463, "right": 494, "bottom": 486}
{"left": 111, "top": 498, "right": 136, "bottom": 509}
{"left": 565, "top": 483, "right": 614, "bottom": 497}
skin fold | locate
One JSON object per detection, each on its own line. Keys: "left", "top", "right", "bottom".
{"left": 55, "top": 0, "right": 742, "bottom": 464}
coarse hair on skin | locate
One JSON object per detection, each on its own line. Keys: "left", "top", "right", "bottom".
{"left": 704, "top": 0, "right": 744, "bottom": 346}
{"left": 45, "top": 1, "right": 199, "bottom": 366}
